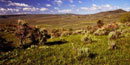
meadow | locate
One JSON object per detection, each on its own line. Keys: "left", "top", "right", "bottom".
{"left": 0, "top": 9, "right": 130, "bottom": 65}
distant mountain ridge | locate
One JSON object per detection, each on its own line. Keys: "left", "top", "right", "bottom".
{"left": 96, "top": 9, "right": 127, "bottom": 15}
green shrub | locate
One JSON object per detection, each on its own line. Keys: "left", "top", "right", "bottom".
{"left": 50, "top": 28, "right": 62, "bottom": 38}
{"left": 15, "top": 20, "right": 51, "bottom": 46}
{"left": 73, "top": 30, "right": 86, "bottom": 35}
{"left": 108, "top": 40, "right": 116, "bottom": 50}
{"left": 108, "top": 31, "right": 116, "bottom": 40}
{"left": 108, "top": 31, "right": 120, "bottom": 50}
{"left": 61, "top": 31, "right": 72, "bottom": 37}
{"left": 81, "top": 33, "right": 92, "bottom": 43}
{"left": 97, "top": 20, "right": 104, "bottom": 28}
{"left": 77, "top": 47, "right": 90, "bottom": 57}
{"left": 94, "top": 27, "right": 108, "bottom": 36}
{"left": 39, "top": 28, "right": 51, "bottom": 45}
{"left": 120, "top": 13, "right": 130, "bottom": 23}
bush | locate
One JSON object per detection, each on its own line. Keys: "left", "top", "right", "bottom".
{"left": 94, "top": 27, "right": 108, "bottom": 36}
{"left": 108, "top": 31, "right": 117, "bottom": 40}
{"left": 108, "top": 31, "right": 120, "bottom": 50}
{"left": 61, "top": 31, "right": 72, "bottom": 37}
{"left": 15, "top": 20, "right": 51, "bottom": 46}
{"left": 73, "top": 30, "right": 86, "bottom": 35}
{"left": 39, "top": 28, "right": 51, "bottom": 45}
{"left": 50, "top": 28, "right": 62, "bottom": 38}
{"left": 108, "top": 32, "right": 116, "bottom": 50}
{"left": 81, "top": 33, "right": 92, "bottom": 43}
{"left": 15, "top": 20, "right": 32, "bottom": 46}
{"left": 97, "top": 20, "right": 104, "bottom": 28}
{"left": 105, "top": 23, "right": 119, "bottom": 32}
{"left": 108, "top": 40, "right": 116, "bottom": 50}
{"left": 77, "top": 47, "right": 90, "bottom": 57}
{"left": 120, "top": 13, "right": 130, "bottom": 23}
{"left": 108, "top": 30, "right": 121, "bottom": 40}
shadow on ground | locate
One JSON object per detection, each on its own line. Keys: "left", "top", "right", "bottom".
{"left": 89, "top": 53, "right": 98, "bottom": 59}
{"left": 45, "top": 40, "right": 68, "bottom": 46}
{"left": 0, "top": 37, "right": 14, "bottom": 52}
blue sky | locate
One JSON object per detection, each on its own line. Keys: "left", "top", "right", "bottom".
{"left": 0, "top": 0, "right": 130, "bottom": 15}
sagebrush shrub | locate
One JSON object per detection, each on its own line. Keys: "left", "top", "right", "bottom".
{"left": 15, "top": 20, "right": 32, "bottom": 46}
{"left": 108, "top": 31, "right": 116, "bottom": 40}
{"left": 108, "top": 30, "right": 120, "bottom": 50}
{"left": 97, "top": 20, "right": 104, "bottom": 28}
{"left": 15, "top": 20, "right": 51, "bottom": 46}
{"left": 81, "top": 33, "right": 92, "bottom": 43}
{"left": 50, "top": 28, "right": 62, "bottom": 38}
{"left": 77, "top": 47, "right": 90, "bottom": 57}
{"left": 94, "top": 27, "right": 108, "bottom": 36}
{"left": 73, "top": 30, "right": 86, "bottom": 35}
{"left": 108, "top": 40, "right": 116, "bottom": 50}
{"left": 61, "top": 31, "right": 72, "bottom": 37}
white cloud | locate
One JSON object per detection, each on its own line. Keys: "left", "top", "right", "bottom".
{"left": 50, "top": 10, "right": 54, "bottom": 13}
{"left": 104, "top": 4, "right": 111, "bottom": 8}
{"left": 69, "top": 5, "right": 76, "bottom": 7}
{"left": 78, "top": 1, "right": 82, "bottom": 3}
{"left": 0, "top": 7, "right": 20, "bottom": 12}
{"left": 7, "top": 8, "right": 19, "bottom": 12}
{"left": 0, "top": 7, "right": 21, "bottom": 15}
{"left": 23, "top": 7, "right": 48, "bottom": 12}
{"left": 8, "top": 1, "right": 29, "bottom": 7}
{"left": 69, "top": 0, "right": 73, "bottom": 3}
{"left": 0, "top": 7, "right": 6, "bottom": 11}
{"left": 46, "top": 4, "right": 51, "bottom": 7}
{"left": 92, "top": 4, "right": 97, "bottom": 7}
{"left": 54, "top": 0, "right": 62, "bottom": 6}
{"left": 40, "top": 8, "right": 48, "bottom": 11}
{"left": 58, "top": 9, "right": 72, "bottom": 13}
{"left": 81, "top": 7, "right": 88, "bottom": 10}
{"left": 80, "top": 4, "right": 119, "bottom": 11}
{"left": 54, "top": 7, "right": 59, "bottom": 10}
{"left": 125, "top": 8, "right": 130, "bottom": 11}
{"left": 0, "top": 0, "right": 30, "bottom": 7}
{"left": 23, "top": 7, "right": 39, "bottom": 11}
{"left": 76, "top": 9, "right": 80, "bottom": 12}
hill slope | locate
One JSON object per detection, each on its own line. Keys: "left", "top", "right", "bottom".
{"left": 0, "top": 9, "right": 127, "bottom": 29}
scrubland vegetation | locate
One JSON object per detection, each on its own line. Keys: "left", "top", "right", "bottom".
{"left": 1, "top": 10, "right": 130, "bottom": 65}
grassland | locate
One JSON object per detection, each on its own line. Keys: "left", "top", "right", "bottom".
{"left": 1, "top": 33, "right": 130, "bottom": 65}
{"left": 0, "top": 9, "right": 130, "bottom": 65}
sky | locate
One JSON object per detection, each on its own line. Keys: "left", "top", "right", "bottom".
{"left": 0, "top": 0, "right": 130, "bottom": 15}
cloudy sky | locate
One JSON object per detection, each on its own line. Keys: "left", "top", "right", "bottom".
{"left": 0, "top": 0, "right": 130, "bottom": 15}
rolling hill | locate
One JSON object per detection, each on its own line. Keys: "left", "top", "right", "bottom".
{"left": 0, "top": 9, "right": 127, "bottom": 29}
